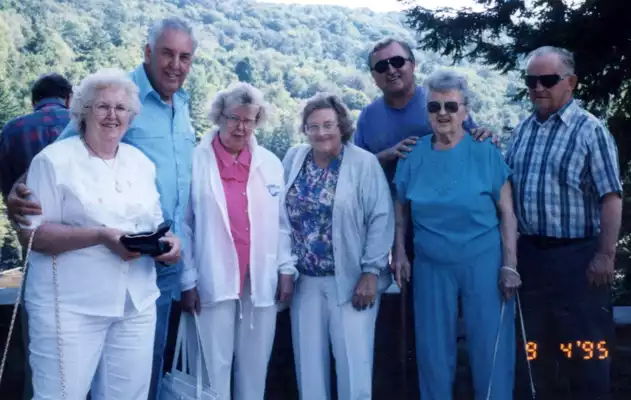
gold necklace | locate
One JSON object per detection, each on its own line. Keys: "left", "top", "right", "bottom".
{"left": 81, "top": 138, "right": 123, "bottom": 193}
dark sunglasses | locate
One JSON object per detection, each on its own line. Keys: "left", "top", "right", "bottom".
{"left": 371, "top": 56, "right": 411, "bottom": 74}
{"left": 524, "top": 74, "right": 569, "bottom": 89}
{"left": 427, "top": 101, "right": 462, "bottom": 114}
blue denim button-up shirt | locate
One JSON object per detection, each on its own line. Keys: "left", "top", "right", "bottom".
{"left": 57, "top": 65, "right": 195, "bottom": 296}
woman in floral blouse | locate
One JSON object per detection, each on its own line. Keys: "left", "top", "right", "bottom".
{"left": 281, "top": 93, "right": 394, "bottom": 400}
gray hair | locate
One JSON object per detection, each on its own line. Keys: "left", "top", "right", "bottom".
{"left": 367, "top": 37, "right": 416, "bottom": 69}
{"left": 148, "top": 17, "right": 198, "bottom": 53}
{"left": 300, "top": 92, "right": 354, "bottom": 143}
{"left": 526, "top": 46, "right": 575, "bottom": 75}
{"left": 424, "top": 70, "right": 471, "bottom": 106}
{"left": 208, "top": 82, "right": 271, "bottom": 126}
{"left": 70, "top": 68, "right": 141, "bottom": 135}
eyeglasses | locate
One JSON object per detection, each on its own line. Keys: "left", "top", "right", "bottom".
{"left": 89, "top": 103, "right": 131, "bottom": 117}
{"left": 371, "top": 56, "right": 411, "bottom": 74}
{"left": 305, "top": 121, "right": 339, "bottom": 134}
{"left": 427, "top": 101, "right": 464, "bottom": 114}
{"left": 524, "top": 74, "right": 569, "bottom": 89}
{"left": 223, "top": 114, "right": 256, "bottom": 129}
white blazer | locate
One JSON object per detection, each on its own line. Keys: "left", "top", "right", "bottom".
{"left": 180, "top": 129, "right": 297, "bottom": 308}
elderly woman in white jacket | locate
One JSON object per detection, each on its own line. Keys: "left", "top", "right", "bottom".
{"left": 18, "top": 69, "right": 181, "bottom": 399}
{"left": 282, "top": 93, "right": 394, "bottom": 400}
{"left": 179, "top": 82, "right": 296, "bottom": 400}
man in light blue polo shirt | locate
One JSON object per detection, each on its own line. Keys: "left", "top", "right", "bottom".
{"left": 7, "top": 17, "right": 197, "bottom": 399}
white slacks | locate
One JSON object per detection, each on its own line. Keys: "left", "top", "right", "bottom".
{"left": 26, "top": 296, "right": 156, "bottom": 400}
{"left": 190, "top": 278, "right": 277, "bottom": 400}
{"left": 291, "top": 276, "right": 380, "bottom": 400}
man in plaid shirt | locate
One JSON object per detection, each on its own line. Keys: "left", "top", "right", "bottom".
{"left": 0, "top": 73, "right": 72, "bottom": 201}
{"left": 0, "top": 72, "right": 71, "bottom": 400}
{"left": 507, "top": 46, "right": 622, "bottom": 399}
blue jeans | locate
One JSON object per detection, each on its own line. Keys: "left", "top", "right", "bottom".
{"left": 148, "top": 267, "right": 180, "bottom": 400}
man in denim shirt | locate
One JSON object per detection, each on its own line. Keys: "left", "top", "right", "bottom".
{"left": 7, "top": 17, "right": 197, "bottom": 399}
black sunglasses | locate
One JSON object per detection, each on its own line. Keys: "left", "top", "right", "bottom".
{"left": 524, "top": 74, "right": 569, "bottom": 89}
{"left": 372, "top": 56, "right": 411, "bottom": 74}
{"left": 427, "top": 101, "right": 462, "bottom": 114}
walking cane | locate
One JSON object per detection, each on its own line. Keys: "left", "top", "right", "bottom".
{"left": 400, "top": 283, "right": 409, "bottom": 398}
{"left": 485, "top": 293, "right": 537, "bottom": 400}
{"left": 485, "top": 300, "right": 506, "bottom": 400}
{"left": 517, "top": 292, "right": 537, "bottom": 399}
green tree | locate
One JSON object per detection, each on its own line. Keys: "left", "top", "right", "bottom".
{"left": 0, "top": 233, "right": 21, "bottom": 270}
{"left": 235, "top": 57, "right": 253, "bottom": 83}
{"left": 185, "top": 66, "right": 213, "bottom": 138}
{"left": 402, "top": 0, "right": 631, "bottom": 167}
{"left": 0, "top": 78, "right": 21, "bottom": 127}
{"left": 258, "top": 118, "right": 295, "bottom": 160}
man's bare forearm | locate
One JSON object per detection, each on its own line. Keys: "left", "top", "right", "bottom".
{"left": 376, "top": 149, "right": 393, "bottom": 165}
{"left": 13, "top": 172, "right": 27, "bottom": 188}
{"left": 598, "top": 193, "right": 623, "bottom": 256}
{"left": 2, "top": 172, "right": 27, "bottom": 205}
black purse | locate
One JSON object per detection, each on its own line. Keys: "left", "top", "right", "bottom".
{"left": 119, "top": 220, "right": 173, "bottom": 257}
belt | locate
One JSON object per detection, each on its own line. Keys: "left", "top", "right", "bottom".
{"left": 521, "top": 235, "right": 593, "bottom": 250}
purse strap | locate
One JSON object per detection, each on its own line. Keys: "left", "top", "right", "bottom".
{"left": 0, "top": 229, "right": 66, "bottom": 398}
{"left": 51, "top": 244, "right": 66, "bottom": 398}
{"left": 0, "top": 230, "right": 36, "bottom": 388}
{"left": 172, "top": 312, "right": 211, "bottom": 399}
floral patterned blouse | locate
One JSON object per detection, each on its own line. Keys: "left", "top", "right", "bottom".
{"left": 286, "top": 148, "right": 344, "bottom": 276}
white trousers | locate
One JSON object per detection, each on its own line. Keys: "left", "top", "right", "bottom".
{"left": 26, "top": 296, "right": 156, "bottom": 400}
{"left": 291, "top": 276, "right": 380, "bottom": 400}
{"left": 189, "top": 278, "right": 277, "bottom": 400}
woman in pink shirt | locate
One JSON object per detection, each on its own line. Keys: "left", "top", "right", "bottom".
{"left": 180, "top": 82, "right": 296, "bottom": 400}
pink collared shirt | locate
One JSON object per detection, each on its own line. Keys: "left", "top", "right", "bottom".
{"left": 212, "top": 136, "right": 252, "bottom": 296}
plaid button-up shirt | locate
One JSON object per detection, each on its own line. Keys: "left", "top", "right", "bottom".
{"left": 506, "top": 99, "right": 623, "bottom": 238}
{"left": 0, "top": 98, "right": 70, "bottom": 199}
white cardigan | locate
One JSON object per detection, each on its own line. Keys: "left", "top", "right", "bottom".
{"left": 180, "top": 130, "right": 297, "bottom": 308}
{"left": 282, "top": 143, "right": 394, "bottom": 305}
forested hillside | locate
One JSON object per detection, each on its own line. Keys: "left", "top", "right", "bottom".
{"left": 0, "top": 0, "right": 529, "bottom": 268}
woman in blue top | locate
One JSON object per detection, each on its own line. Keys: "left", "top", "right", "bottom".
{"left": 392, "top": 70, "right": 521, "bottom": 400}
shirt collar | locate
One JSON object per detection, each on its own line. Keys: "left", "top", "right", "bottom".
{"left": 557, "top": 99, "right": 579, "bottom": 126}
{"left": 533, "top": 98, "right": 577, "bottom": 126}
{"left": 33, "top": 97, "right": 67, "bottom": 111}
{"left": 132, "top": 64, "right": 190, "bottom": 103}
{"left": 211, "top": 134, "right": 251, "bottom": 167}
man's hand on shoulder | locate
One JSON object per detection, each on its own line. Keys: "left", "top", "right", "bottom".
{"left": 376, "top": 136, "right": 420, "bottom": 163}
{"left": 470, "top": 127, "right": 501, "bottom": 148}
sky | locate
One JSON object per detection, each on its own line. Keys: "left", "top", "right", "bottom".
{"left": 256, "top": 0, "right": 483, "bottom": 13}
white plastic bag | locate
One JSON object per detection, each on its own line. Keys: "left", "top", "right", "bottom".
{"left": 160, "top": 313, "right": 219, "bottom": 400}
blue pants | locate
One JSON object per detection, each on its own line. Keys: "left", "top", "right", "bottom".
{"left": 413, "top": 242, "right": 515, "bottom": 400}
{"left": 147, "top": 270, "right": 179, "bottom": 400}
{"left": 514, "top": 236, "right": 613, "bottom": 400}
